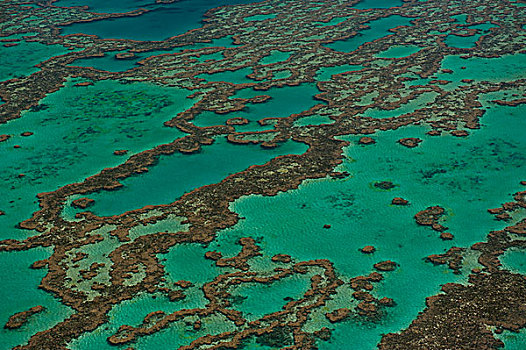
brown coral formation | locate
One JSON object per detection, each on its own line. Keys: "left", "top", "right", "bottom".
{"left": 397, "top": 137, "right": 422, "bottom": 148}
{"left": 358, "top": 136, "right": 376, "bottom": 145}
{"left": 379, "top": 272, "right": 526, "bottom": 349}
{"left": 71, "top": 197, "right": 95, "bottom": 209}
{"left": 426, "top": 247, "right": 465, "bottom": 274}
{"left": 414, "top": 206, "right": 448, "bottom": 232}
{"left": 374, "top": 260, "right": 398, "bottom": 272}
{"left": 4, "top": 306, "right": 45, "bottom": 329}
{"left": 391, "top": 197, "right": 409, "bottom": 206}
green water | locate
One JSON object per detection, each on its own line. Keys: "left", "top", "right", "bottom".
{"left": 69, "top": 50, "right": 172, "bottom": 72}
{"left": 83, "top": 138, "right": 309, "bottom": 217}
{"left": 260, "top": 50, "right": 292, "bottom": 65}
{"left": 193, "top": 83, "right": 322, "bottom": 127}
{"left": 434, "top": 53, "right": 526, "bottom": 90}
{"left": 0, "top": 79, "right": 192, "bottom": 240}
{"left": 231, "top": 273, "right": 313, "bottom": 321}
{"left": 444, "top": 22, "right": 498, "bottom": 48}
{"left": 245, "top": 14, "right": 277, "bottom": 21}
{"left": 351, "top": 0, "right": 404, "bottom": 9}
{"left": 327, "top": 15, "right": 414, "bottom": 53}
{"left": 500, "top": 249, "right": 526, "bottom": 274}
{"left": 197, "top": 67, "right": 254, "bottom": 84}
{"left": 375, "top": 45, "right": 421, "bottom": 58}
{"left": 0, "top": 41, "right": 73, "bottom": 81}
{"left": 0, "top": 247, "right": 74, "bottom": 349}
{"left": 210, "top": 95, "right": 526, "bottom": 348}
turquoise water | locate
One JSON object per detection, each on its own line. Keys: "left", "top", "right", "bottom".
{"left": 210, "top": 96, "right": 526, "bottom": 348}
{"left": 193, "top": 83, "right": 322, "bottom": 127}
{"left": 0, "top": 247, "right": 74, "bottom": 349}
{"left": 500, "top": 249, "right": 526, "bottom": 274}
{"left": 83, "top": 138, "right": 308, "bottom": 217}
{"left": 351, "top": 0, "right": 404, "bottom": 9}
{"left": 435, "top": 53, "right": 526, "bottom": 89}
{"left": 245, "top": 14, "right": 277, "bottom": 21}
{"left": 60, "top": 0, "right": 262, "bottom": 41}
{"left": 69, "top": 50, "right": 171, "bottom": 72}
{"left": 375, "top": 45, "right": 421, "bottom": 58}
{"left": 444, "top": 22, "right": 498, "bottom": 48}
{"left": 327, "top": 15, "right": 414, "bottom": 53}
{"left": 0, "top": 79, "right": 192, "bottom": 240}
{"left": 260, "top": 50, "right": 292, "bottom": 65}
{"left": 231, "top": 273, "right": 313, "bottom": 321}
{"left": 197, "top": 67, "right": 254, "bottom": 84}
{"left": 0, "top": 41, "right": 73, "bottom": 81}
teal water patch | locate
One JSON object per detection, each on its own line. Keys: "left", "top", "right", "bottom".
{"left": 245, "top": 14, "right": 276, "bottom": 21}
{"left": 83, "top": 138, "right": 309, "bottom": 217}
{"left": 313, "top": 17, "right": 347, "bottom": 27}
{"left": 197, "top": 67, "right": 254, "bottom": 84}
{"left": 193, "top": 83, "right": 322, "bottom": 127}
{"left": 0, "top": 41, "right": 73, "bottom": 81}
{"left": 375, "top": 45, "right": 421, "bottom": 58}
{"left": 316, "top": 64, "right": 363, "bottom": 81}
{"left": 0, "top": 79, "right": 192, "bottom": 240}
{"left": 451, "top": 14, "right": 468, "bottom": 24}
{"left": 231, "top": 274, "right": 312, "bottom": 322}
{"left": 293, "top": 114, "right": 334, "bottom": 126}
{"left": 326, "top": 15, "right": 413, "bottom": 53}
{"left": 260, "top": 50, "right": 292, "bottom": 65}
{"left": 500, "top": 249, "right": 526, "bottom": 274}
{"left": 351, "top": 0, "right": 403, "bottom": 9}
{"left": 444, "top": 22, "right": 497, "bottom": 48}
{"left": 69, "top": 49, "right": 171, "bottom": 72}
{"left": 363, "top": 91, "right": 438, "bottom": 118}
{"left": 60, "top": 0, "right": 261, "bottom": 41}
{"left": 435, "top": 53, "right": 526, "bottom": 90}
{"left": 213, "top": 96, "right": 526, "bottom": 348}
{"left": 0, "top": 247, "right": 74, "bottom": 349}
{"left": 161, "top": 243, "right": 220, "bottom": 285}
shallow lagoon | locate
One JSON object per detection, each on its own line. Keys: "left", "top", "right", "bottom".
{"left": 83, "top": 138, "right": 309, "bottom": 217}
{"left": 193, "top": 83, "right": 322, "bottom": 127}
{"left": 327, "top": 15, "right": 414, "bottom": 53}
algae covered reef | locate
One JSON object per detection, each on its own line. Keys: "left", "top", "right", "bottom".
{"left": 0, "top": 0, "right": 525, "bottom": 349}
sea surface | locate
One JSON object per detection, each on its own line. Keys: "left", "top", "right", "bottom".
{"left": 1, "top": 0, "right": 525, "bottom": 349}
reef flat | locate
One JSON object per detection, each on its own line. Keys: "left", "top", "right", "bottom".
{"left": 0, "top": 0, "right": 525, "bottom": 349}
